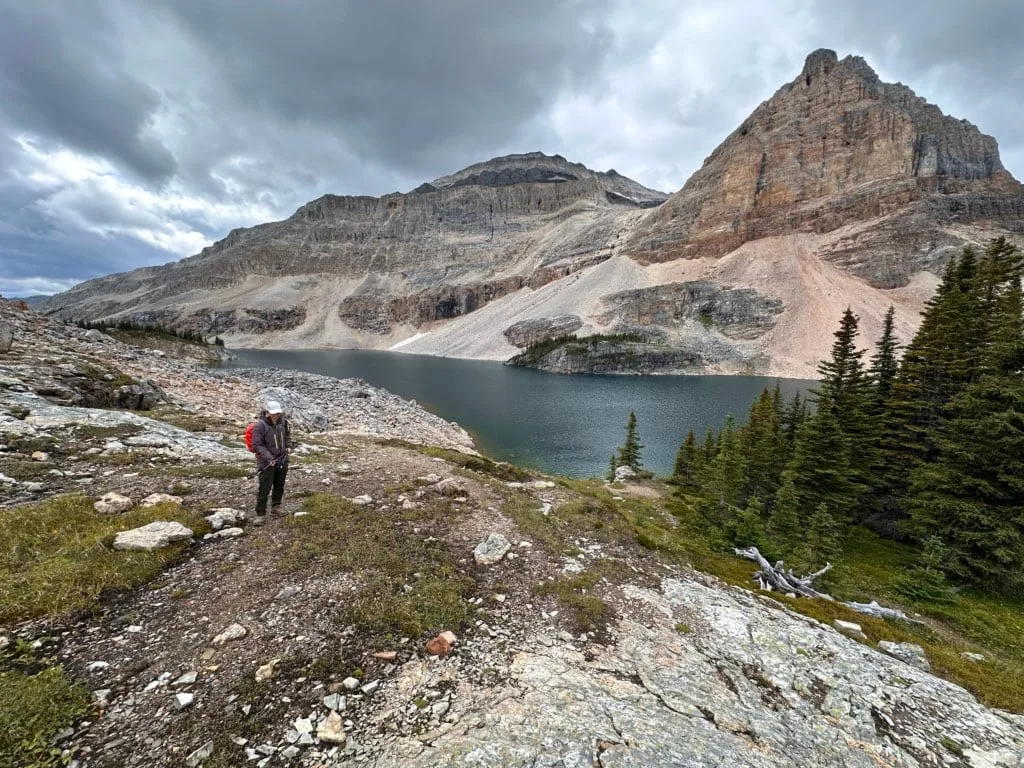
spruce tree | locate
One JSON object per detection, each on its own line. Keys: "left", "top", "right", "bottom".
{"left": 732, "top": 495, "right": 767, "bottom": 550}
{"left": 741, "top": 388, "right": 785, "bottom": 504}
{"left": 614, "top": 411, "right": 643, "bottom": 471}
{"left": 869, "top": 305, "right": 900, "bottom": 410}
{"left": 699, "top": 415, "right": 748, "bottom": 527}
{"left": 799, "top": 503, "right": 843, "bottom": 568}
{"left": 787, "top": 396, "right": 857, "bottom": 518}
{"left": 672, "top": 429, "right": 701, "bottom": 490}
{"left": 767, "top": 472, "right": 801, "bottom": 554}
{"left": 815, "top": 308, "right": 876, "bottom": 511}
{"left": 906, "top": 242, "right": 1024, "bottom": 592}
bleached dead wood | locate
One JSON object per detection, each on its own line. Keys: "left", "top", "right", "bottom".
{"left": 733, "top": 547, "right": 922, "bottom": 623}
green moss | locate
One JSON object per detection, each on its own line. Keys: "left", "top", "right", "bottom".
{"left": 0, "top": 495, "right": 210, "bottom": 621}
{"left": 533, "top": 571, "right": 613, "bottom": 635}
{"left": 675, "top": 623, "right": 692, "bottom": 634}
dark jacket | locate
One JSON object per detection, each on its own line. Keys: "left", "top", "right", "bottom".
{"left": 252, "top": 413, "right": 291, "bottom": 470}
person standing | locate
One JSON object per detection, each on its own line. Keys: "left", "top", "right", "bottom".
{"left": 252, "top": 400, "right": 291, "bottom": 525}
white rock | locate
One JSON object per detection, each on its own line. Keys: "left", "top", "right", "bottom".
{"left": 342, "top": 677, "right": 361, "bottom": 691}
{"left": 207, "top": 527, "right": 245, "bottom": 539}
{"left": 173, "top": 671, "right": 198, "bottom": 687}
{"left": 317, "top": 710, "right": 347, "bottom": 745}
{"left": 293, "top": 717, "right": 314, "bottom": 733}
{"left": 30, "top": 450, "right": 49, "bottom": 462}
{"left": 213, "top": 623, "right": 248, "bottom": 645}
{"left": 112, "top": 521, "right": 192, "bottom": 551}
{"left": 350, "top": 494, "right": 373, "bottom": 506}
{"left": 185, "top": 740, "right": 214, "bottom": 767}
{"left": 255, "top": 658, "right": 280, "bottom": 683}
{"left": 833, "top": 619, "right": 868, "bottom": 641}
{"left": 86, "top": 660, "right": 109, "bottom": 673}
{"left": 94, "top": 492, "right": 134, "bottom": 514}
{"left": 361, "top": 680, "right": 380, "bottom": 695}
{"left": 174, "top": 692, "right": 194, "bottom": 710}
{"left": 141, "top": 493, "right": 183, "bottom": 508}
{"left": 473, "top": 533, "right": 512, "bottom": 566}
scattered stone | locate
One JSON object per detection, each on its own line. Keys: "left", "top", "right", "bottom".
{"left": 205, "top": 508, "right": 243, "bottom": 530}
{"left": 275, "top": 586, "right": 302, "bottom": 601}
{"left": 93, "top": 689, "right": 112, "bottom": 707}
{"left": 418, "top": 473, "right": 442, "bottom": 484}
{"left": 433, "top": 477, "right": 468, "bottom": 496}
{"left": 172, "top": 671, "right": 198, "bottom": 687}
{"left": 373, "top": 651, "right": 398, "bottom": 661}
{"left": 25, "top": 482, "right": 45, "bottom": 493}
{"left": 323, "top": 693, "right": 345, "bottom": 711}
{"left": 207, "top": 527, "right": 245, "bottom": 539}
{"left": 184, "top": 740, "right": 214, "bottom": 768}
{"left": 361, "top": 680, "right": 380, "bottom": 695}
{"left": 351, "top": 494, "right": 373, "bottom": 506}
{"left": 174, "top": 692, "right": 194, "bottom": 710}
{"left": 961, "top": 652, "right": 988, "bottom": 663}
{"left": 112, "top": 521, "right": 193, "bottom": 552}
{"left": 342, "top": 677, "right": 361, "bottom": 691}
{"left": 30, "top": 450, "right": 49, "bottom": 462}
{"left": 213, "top": 623, "right": 248, "bottom": 645}
{"left": 317, "top": 711, "right": 347, "bottom": 745}
{"left": 878, "top": 641, "right": 931, "bottom": 672}
{"left": 94, "top": 492, "right": 134, "bottom": 514}
{"left": 281, "top": 746, "right": 301, "bottom": 760}
{"left": 473, "top": 533, "right": 512, "bottom": 566}
{"left": 531, "top": 480, "right": 556, "bottom": 489}
{"left": 86, "top": 660, "right": 109, "bottom": 673}
{"left": 141, "top": 493, "right": 183, "bottom": 508}
{"left": 293, "top": 718, "right": 314, "bottom": 734}
{"left": 439, "top": 630, "right": 457, "bottom": 645}
{"left": 426, "top": 635, "right": 452, "bottom": 656}
{"left": 255, "top": 659, "right": 280, "bottom": 683}
{"left": 432, "top": 700, "right": 451, "bottom": 718}
{"left": 833, "top": 619, "right": 868, "bottom": 641}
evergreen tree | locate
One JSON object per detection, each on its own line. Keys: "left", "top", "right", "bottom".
{"left": 767, "top": 472, "right": 801, "bottom": 554}
{"left": 671, "top": 429, "right": 701, "bottom": 490}
{"left": 607, "top": 454, "right": 617, "bottom": 482}
{"left": 906, "top": 243, "right": 1024, "bottom": 592}
{"left": 741, "top": 388, "right": 785, "bottom": 504}
{"left": 731, "top": 495, "right": 766, "bottom": 550}
{"left": 787, "top": 397, "right": 858, "bottom": 517}
{"left": 869, "top": 305, "right": 900, "bottom": 410}
{"left": 699, "top": 415, "right": 748, "bottom": 526}
{"left": 799, "top": 503, "right": 842, "bottom": 568}
{"left": 781, "top": 392, "right": 808, "bottom": 452}
{"left": 815, "top": 308, "right": 876, "bottom": 511}
{"left": 614, "top": 411, "right": 643, "bottom": 471}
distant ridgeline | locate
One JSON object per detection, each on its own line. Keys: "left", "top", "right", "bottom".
{"left": 654, "top": 237, "right": 1024, "bottom": 598}
{"left": 75, "top": 319, "right": 223, "bottom": 346}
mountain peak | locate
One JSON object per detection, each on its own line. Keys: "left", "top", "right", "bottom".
{"left": 801, "top": 48, "right": 838, "bottom": 79}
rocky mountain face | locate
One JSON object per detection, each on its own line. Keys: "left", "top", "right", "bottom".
{"left": 629, "top": 49, "right": 1024, "bottom": 288}
{"left": 40, "top": 51, "right": 1024, "bottom": 377}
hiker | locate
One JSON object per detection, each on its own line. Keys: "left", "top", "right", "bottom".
{"left": 252, "top": 400, "right": 291, "bottom": 525}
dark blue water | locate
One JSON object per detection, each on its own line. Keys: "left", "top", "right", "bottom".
{"left": 221, "top": 349, "right": 815, "bottom": 478}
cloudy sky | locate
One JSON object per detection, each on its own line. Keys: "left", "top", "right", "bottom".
{"left": 1, "top": 0, "right": 1022, "bottom": 296}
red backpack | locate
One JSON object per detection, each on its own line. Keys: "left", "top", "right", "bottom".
{"left": 244, "top": 422, "right": 257, "bottom": 453}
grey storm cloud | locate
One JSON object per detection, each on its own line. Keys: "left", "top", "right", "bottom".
{"left": 0, "top": 0, "right": 1023, "bottom": 295}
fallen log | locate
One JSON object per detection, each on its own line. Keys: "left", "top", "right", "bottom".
{"left": 733, "top": 547, "right": 922, "bottom": 623}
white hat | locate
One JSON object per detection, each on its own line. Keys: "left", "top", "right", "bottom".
{"left": 266, "top": 400, "right": 283, "bottom": 415}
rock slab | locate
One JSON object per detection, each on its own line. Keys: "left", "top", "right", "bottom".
{"left": 112, "top": 521, "right": 193, "bottom": 552}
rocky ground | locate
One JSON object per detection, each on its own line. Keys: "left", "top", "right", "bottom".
{"left": 2, "top": 301, "right": 1023, "bottom": 767}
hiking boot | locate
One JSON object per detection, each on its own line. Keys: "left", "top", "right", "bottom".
{"left": 253, "top": 515, "right": 267, "bottom": 527}
{"left": 271, "top": 505, "right": 285, "bottom": 517}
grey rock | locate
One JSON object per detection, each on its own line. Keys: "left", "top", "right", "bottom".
{"left": 174, "top": 692, "right": 194, "bottom": 710}
{"left": 961, "top": 652, "right": 988, "bottom": 663}
{"left": 317, "top": 711, "right": 347, "bottom": 745}
{"left": 205, "top": 508, "right": 243, "bottom": 530}
{"left": 613, "top": 465, "right": 637, "bottom": 482}
{"left": 0, "top": 321, "right": 14, "bottom": 353}
{"left": 878, "top": 641, "right": 931, "bottom": 672}
{"left": 342, "top": 677, "right": 360, "bottom": 691}
{"left": 323, "top": 693, "right": 344, "bottom": 711}
{"left": 212, "top": 623, "right": 248, "bottom": 645}
{"left": 172, "top": 671, "right": 198, "bottom": 687}
{"left": 207, "top": 527, "right": 244, "bottom": 540}
{"left": 184, "top": 740, "right": 214, "bottom": 768}
{"left": 83, "top": 329, "right": 107, "bottom": 343}
{"left": 503, "top": 315, "right": 583, "bottom": 348}
{"left": 473, "top": 533, "right": 512, "bottom": 566}
{"left": 140, "top": 493, "right": 183, "bottom": 508}
{"left": 112, "top": 521, "right": 193, "bottom": 551}
{"left": 833, "top": 619, "right": 868, "bottom": 641}
{"left": 274, "top": 586, "right": 302, "bottom": 601}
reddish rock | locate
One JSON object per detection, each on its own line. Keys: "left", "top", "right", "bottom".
{"left": 425, "top": 636, "right": 452, "bottom": 656}
{"left": 373, "top": 651, "right": 398, "bottom": 661}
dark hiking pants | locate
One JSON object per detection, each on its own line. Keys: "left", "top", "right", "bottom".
{"left": 256, "top": 460, "right": 288, "bottom": 516}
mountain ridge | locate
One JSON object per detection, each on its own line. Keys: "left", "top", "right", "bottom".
{"left": 39, "top": 50, "right": 1024, "bottom": 377}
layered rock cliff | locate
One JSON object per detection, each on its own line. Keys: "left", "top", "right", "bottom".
{"left": 40, "top": 51, "right": 1024, "bottom": 376}
{"left": 629, "top": 49, "right": 1024, "bottom": 288}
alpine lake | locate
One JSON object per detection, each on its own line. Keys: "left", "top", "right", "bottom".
{"left": 220, "top": 349, "right": 815, "bottom": 478}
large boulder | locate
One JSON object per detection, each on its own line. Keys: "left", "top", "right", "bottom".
{"left": 116, "top": 380, "right": 165, "bottom": 411}
{"left": 112, "top": 521, "right": 193, "bottom": 552}
{"left": 473, "top": 533, "right": 512, "bottom": 566}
